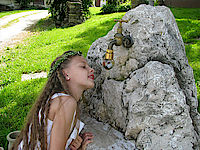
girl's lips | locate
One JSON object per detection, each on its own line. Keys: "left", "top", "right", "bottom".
{"left": 88, "top": 74, "right": 94, "bottom": 80}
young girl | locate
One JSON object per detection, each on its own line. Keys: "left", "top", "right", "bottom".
{"left": 12, "top": 51, "right": 94, "bottom": 150}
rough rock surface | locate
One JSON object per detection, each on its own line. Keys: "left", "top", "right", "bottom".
{"left": 82, "top": 4, "right": 200, "bottom": 149}
{"left": 80, "top": 114, "right": 137, "bottom": 149}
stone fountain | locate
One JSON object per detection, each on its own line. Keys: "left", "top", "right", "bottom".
{"left": 81, "top": 4, "right": 200, "bottom": 150}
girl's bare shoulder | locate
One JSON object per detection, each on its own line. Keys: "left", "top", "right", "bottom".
{"left": 52, "top": 94, "right": 76, "bottom": 107}
{"left": 48, "top": 95, "right": 77, "bottom": 121}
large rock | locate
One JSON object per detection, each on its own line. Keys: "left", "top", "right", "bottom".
{"left": 82, "top": 4, "right": 200, "bottom": 149}
{"left": 80, "top": 114, "right": 137, "bottom": 149}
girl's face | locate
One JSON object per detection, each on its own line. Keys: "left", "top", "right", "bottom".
{"left": 63, "top": 56, "right": 95, "bottom": 90}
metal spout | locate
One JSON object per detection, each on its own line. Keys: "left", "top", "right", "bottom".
{"left": 105, "top": 49, "right": 114, "bottom": 60}
{"left": 103, "top": 49, "right": 115, "bottom": 70}
{"left": 103, "top": 19, "right": 134, "bottom": 70}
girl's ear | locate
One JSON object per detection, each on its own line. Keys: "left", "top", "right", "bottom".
{"left": 62, "top": 69, "right": 71, "bottom": 81}
{"left": 62, "top": 69, "right": 68, "bottom": 78}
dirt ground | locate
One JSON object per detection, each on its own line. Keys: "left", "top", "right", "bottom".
{"left": 0, "top": 10, "right": 49, "bottom": 53}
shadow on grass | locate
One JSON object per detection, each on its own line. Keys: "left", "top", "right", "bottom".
{"left": 26, "top": 16, "right": 57, "bottom": 32}
{"left": 26, "top": 11, "right": 121, "bottom": 32}
{"left": 171, "top": 8, "right": 200, "bottom": 20}
{"left": 176, "top": 19, "right": 200, "bottom": 43}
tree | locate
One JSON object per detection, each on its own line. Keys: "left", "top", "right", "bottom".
{"left": 47, "top": 0, "right": 91, "bottom": 27}
{"left": 15, "top": 0, "right": 33, "bottom": 9}
{"left": 46, "top": 0, "right": 68, "bottom": 27}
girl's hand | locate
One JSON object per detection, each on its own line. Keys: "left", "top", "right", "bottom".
{"left": 80, "top": 132, "right": 94, "bottom": 150}
{"left": 69, "top": 135, "right": 83, "bottom": 150}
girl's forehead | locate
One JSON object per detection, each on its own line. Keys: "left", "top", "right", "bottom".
{"left": 71, "top": 56, "right": 87, "bottom": 64}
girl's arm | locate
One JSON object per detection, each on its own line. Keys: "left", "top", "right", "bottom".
{"left": 49, "top": 96, "right": 77, "bottom": 150}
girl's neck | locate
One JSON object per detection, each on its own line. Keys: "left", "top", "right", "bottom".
{"left": 67, "top": 87, "right": 83, "bottom": 102}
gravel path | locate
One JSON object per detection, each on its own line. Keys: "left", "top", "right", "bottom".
{"left": 0, "top": 10, "right": 50, "bottom": 81}
{"left": 0, "top": 10, "right": 49, "bottom": 51}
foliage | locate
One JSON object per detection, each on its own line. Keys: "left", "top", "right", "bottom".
{"left": 46, "top": 0, "right": 68, "bottom": 27}
{"left": 117, "top": 2, "right": 132, "bottom": 12}
{"left": 46, "top": 0, "right": 91, "bottom": 27}
{"left": 101, "top": 0, "right": 131, "bottom": 14}
{"left": 82, "top": 0, "right": 93, "bottom": 18}
{"left": 154, "top": 0, "right": 158, "bottom": 6}
{"left": 100, "top": 4, "right": 116, "bottom": 14}
{"left": 15, "top": 0, "right": 33, "bottom": 9}
{"left": 0, "top": 9, "right": 125, "bottom": 86}
{"left": 154, "top": 0, "right": 165, "bottom": 6}
{"left": 107, "top": 0, "right": 119, "bottom": 5}
{"left": 100, "top": 2, "right": 131, "bottom": 14}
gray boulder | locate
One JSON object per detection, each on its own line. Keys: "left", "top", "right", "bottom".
{"left": 82, "top": 4, "right": 200, "bottom": 149}
{"left": 80, "top": 114, "right": 137, "bottom": 149}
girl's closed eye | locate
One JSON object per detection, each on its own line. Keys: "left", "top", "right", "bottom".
{"left": 81, "top": 65, "right": 86, "bottom": 69}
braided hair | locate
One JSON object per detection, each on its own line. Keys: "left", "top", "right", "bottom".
{"left": 12, "top": 51, "right": 82, "bottom": 150}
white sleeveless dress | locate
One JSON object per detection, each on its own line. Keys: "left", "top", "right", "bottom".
{"left": 18, "top": 93, "right": 84, "bottom": 150}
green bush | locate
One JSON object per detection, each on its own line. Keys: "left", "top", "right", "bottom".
{"left": 100, "top": 4, "right": 117, "bottom": 14}
{"left": 46, "top": 0, "right": 91, "bottom": 27}
{"left": 117, "top": 3, "right": 131, "bottom": 12}
{"left": 15, "top": 0, "right": 32, "bottom": 9}
{"left": 107, "top": 0, "right": 119, "bottom": 5}
{"left": 82, "top": 0, "right": 93, "bottom": 18}
{"left": 100, "top": 2, "right": 131, "bottom": 14}
{"left": 46, "top": 0, "right": 68, "bottom": 27}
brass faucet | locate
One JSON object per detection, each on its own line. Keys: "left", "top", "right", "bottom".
{"left": 103, "top": 19, "right": 134, "bottom": 70}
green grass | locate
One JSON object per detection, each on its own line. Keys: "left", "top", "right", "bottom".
{"left": 0, "top": 7, "right": 200, "bottom": 148}
{"left": 0, "top": 8, "right": 125, "bottom": 148}
{"left": 170, "top": 8, "right": 200, "bottom": 19}
{"left": 0, "top": 78, "right": 46, "bottom": 148}
{"left": 170, "top": 8, "right": 200, "bottom": 43}
{"left": 0, "top": 10, "right": 35, "bottom": 18}
{"left": 175, "top": 19, "right": 200, "bottom": 43}
{"left": 89, "top": 7, "right": 102, "bottom": 15}
{"left": 0, "top": 10, "right": 125, "bottom": 87}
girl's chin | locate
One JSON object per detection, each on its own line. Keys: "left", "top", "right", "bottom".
{"left": 87, "top": 82, "right": 95, "bottom": 89}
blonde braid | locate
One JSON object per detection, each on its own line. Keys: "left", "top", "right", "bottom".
{"left": 12, "top": 51, "right": 82, "bottom": 150}
{"left": 56, "top": 69, "right": 69, "bottom": 93}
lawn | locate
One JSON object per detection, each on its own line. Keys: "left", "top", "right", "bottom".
{"left": 0, "top": 7, "right": 125, "bottom": 148}
{"left": 0, "top": 6, "right": 199, "bottom": 149}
